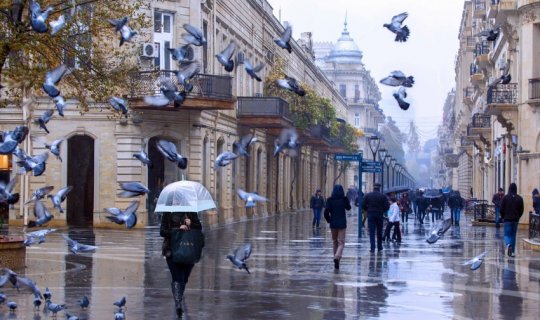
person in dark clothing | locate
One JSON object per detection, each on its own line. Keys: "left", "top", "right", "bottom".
{"left": 399, "top": 192, "right": 411, "bottom": 223}
{"left": 416, "top": 192, "right": 428, "bottom": 224}
{"left": 500, "top": 183, "right": 524, "bottom": 257}
{"left": 532, "top": 188, "right": 540, "bottom": 215}
{"left": 346, "top": 186, "right": 358, "bottom": 208}
{"left": 492, "top": 188, "right": 504, "bottom": 228}
{"left": 310, "top": 189, "right": 325, "bottom": 228}
{"left": 448, "top": 191, "right": 464, "bottom": 226}
{"left": 354, "top": 191, "right": 366, "bottom": 226}
{"left": 362, "top": 183, "right": 390, "bottom": 253}
{"left": 324, "top": 184, "right": 351, "bottom": 269}
{"left": 160, "top": 211, "right": 203, "bottom": 319}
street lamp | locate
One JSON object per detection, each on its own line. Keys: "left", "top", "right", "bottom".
{"left": 368, "top": 136, "right": 381, "bottom": 187}
{"left": 390, "top": 158, "right": 397, "bottom": 188}
{"left": 384, "top": 154, "right": 392, "bottom": 190}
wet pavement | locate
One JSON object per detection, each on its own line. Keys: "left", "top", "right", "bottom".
{"left": 1, "top": 209, "right": 540, "bottom": 319}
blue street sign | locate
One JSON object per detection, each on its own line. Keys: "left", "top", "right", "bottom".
{"left": 362, "top": 160, "right": 382, "bottom": 173}
{"left": 334, "top": 152, "right": 364, "bottom": 238}
{"left": 334, "top": 154, "right": 362, "bottom": 161}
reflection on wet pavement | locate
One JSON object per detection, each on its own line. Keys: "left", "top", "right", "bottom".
{"left": 1, "top": 210, "right": 540, "bottom": 319}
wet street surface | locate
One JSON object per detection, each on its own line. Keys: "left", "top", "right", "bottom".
{"left": 1, "top": 209, "right": 540, "bottom": 319}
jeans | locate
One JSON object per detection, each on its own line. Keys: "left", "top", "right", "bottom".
{"left": 166, "top": 258, "right": 195, "bottom": 284}
{"left": 418, "top": 209, "right": 426, "bottom": 224}
{"left": 383, "top": 221, "right": 401, "bottom": 242}
{"left": 312, "top": 208, "right": 322, "bottom": 227}
{"left": 495, "top": 207, "right": 500, "bottom": 225}
{"left": 331, "top": 228, "right": 346, "bottom": 260}
{"left": 504, "top": 221, "right": 519, "bottom": 251}
{"left": 368, "top": 215, "right": 384, "bottom": 252}
{"left": 452, "top": 208, "right": 461, "bottom": 223}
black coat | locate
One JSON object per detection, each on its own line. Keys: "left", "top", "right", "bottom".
{"left": 500, "top": 193, "right": 524, "bottom": 222}
{"left": 362, "top": 191, "right": 390, "bottom": 216}
{"left": 310, "top": 195, "right": 325, "bottom": 209}
{"left": 160, "top": 212, "right": 202, "bottom": 258}
{"left": 448, "top": 194, "right": 464, "bottom": 209}
{"left": 324, "top": 196, "right": 351, "bottom": 229}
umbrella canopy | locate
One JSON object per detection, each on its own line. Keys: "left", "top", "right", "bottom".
{"left": 423, "top": 189, "right": 443, "bottom": 199}
{"left": 155, "top": 181, "right": 216, "bottom": 213}
{"left": 384, "top": 186, "right": 410, "bottom": 195}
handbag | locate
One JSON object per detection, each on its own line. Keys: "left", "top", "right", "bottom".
{"left": 171, "top": 229, "right": 205, "bottom": 264}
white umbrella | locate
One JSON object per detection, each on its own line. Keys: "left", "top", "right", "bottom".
{"left": 155, "top": 181, "right": 216, "bottom": 213}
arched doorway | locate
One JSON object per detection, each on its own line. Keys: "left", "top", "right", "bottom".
{"left": 67, "top": 135, "right": 94, "bottom": 227}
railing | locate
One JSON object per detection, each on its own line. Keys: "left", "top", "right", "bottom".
{"left": 128, "top": 70, "right": 233, "bottom": 100}
{"left": 237, "top": 96, "right": 291, "bottom": 118}
{"left": 471, "top": 113, "right": 491, "bottom": 128}
{"left": 487, "top": 83, "right": 518, "bottom": 104}
{"left": 530, "top": 212, "right": 540, "bottom": 240}
{"left": 474, "top": 0, "right": 487, "bottom": 10}
{"left": 474, "top": 41, "right": 490, "bottom": 56}
{"left": 529, "top": 78, "right": 540, "bottom": 100}
{"left": 309, "top": 124, "right": 331, "bottom": 142}
{"left": 470, "top": 63, "right": 480, "bottom": 75}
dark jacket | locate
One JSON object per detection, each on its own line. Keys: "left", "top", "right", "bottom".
{"left": 448, "top": 193, "right": 464, "bottom": 209}
{"left": 533, "top": 189, "right": 540, "bottom": 214}
{"left": 160, "top": 212, "right": 202, "bottom": 258}
{"left": 492, "top": 192, "right": 504, "bottom": 208}
{"left": 310, "top": 195, "right": 325, "bottom": 209}
{"left": 362, "top": 190, "right": 390, "bottom": 216}
{"left": 324, "top": 185, "right": 351, "bottom": 229}
{"left": 500, "top": 184, "right": 524, "bottom": 222}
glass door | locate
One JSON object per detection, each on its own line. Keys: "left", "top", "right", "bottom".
{"left": 153, "top": 11, "right": 173, "bottom": 70}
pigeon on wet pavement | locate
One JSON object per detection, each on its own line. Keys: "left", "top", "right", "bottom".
{"left": 227, "top": 243, "right": 252, "bottom": 274}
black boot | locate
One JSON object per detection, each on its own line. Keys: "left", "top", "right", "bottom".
{"left": 172, "top": 281, "right": 184, "bottom": 319}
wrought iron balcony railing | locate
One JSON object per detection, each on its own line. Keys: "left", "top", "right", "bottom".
{"left": 128, "top": 70, "right": 233, "bottom": 100}
{"left": 530, "top": 212, "right": 540, "bottom": 240}
{"left": 470, "top": 63, "right": 480, "bottom": 76}
{"left": 487, "top": 83, "right": 518, "bottom": 105}
{"left": 474, "top": 41, "right": 490, "bottom": 57}
{"left": 529, "top": 78, "right": 540, "bottom": 100}
{"left": 471, "top": 113, "right": 491, "bottom": 128}
{"left": 237, "top": 96, "right": 290, "bottom": 118}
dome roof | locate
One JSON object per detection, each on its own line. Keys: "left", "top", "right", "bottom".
{"left": 327, "top": 20, "right": 363, "bottom": 64}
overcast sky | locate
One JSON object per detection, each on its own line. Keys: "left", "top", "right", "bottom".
{"left": 268, "top": 0, "right": 464, "bottom": 144}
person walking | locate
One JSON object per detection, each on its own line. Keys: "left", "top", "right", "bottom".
{"left": 310, "top": 189, "right": 325, "bottom": 228}
{"left": 160, "top": 211, "right": 203, "bottom": 318}
{"left": 324, "top": 184, "right": 351, "bottom": 269}
{"left": 383, "top": 197, "right": 402, "bottom": 243}
{"left": 501, "top": 183, "right": 524, "bottom": 257}
{"left": 362, "top": 183, "right": 390, "bottom": 253}
{"left": 399, "top": 192, "right": 411, "bottom": 223}
{"left": 413, "top": 188, "right": 421, "bottom": 219}
{"left": 492, "top": 188, "right": 504, "bottom": 228}
{"left": 448, "top": 191, "right": 464, "bottom": 226}
{"left": 532, "top": 188, "right": 540, "bottom": 215}
{"left": 346, "top": 185, "right": 358, "bottom": 208}
{"left": 417, "top": 191, "right": 428, "bottom": 224}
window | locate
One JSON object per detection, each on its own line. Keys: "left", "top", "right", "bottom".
{"left": 354, "top": 113, "right": 361, "bottom": 127}
{"left": 153, "top": 11, "right": 173, "bottom": 70}
{"left": 64, "top": 4, "right": 93, "bottom": 69}
{"left": 339, "top": 84, "right": 347, "bottom": 98}
{"left": 354, "top": 84, "right": 360, "bottom": 102}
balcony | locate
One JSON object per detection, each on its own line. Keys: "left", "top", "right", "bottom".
{"left": 304, "top": 124, "right": 332, "bottom": 149}
{"left": 237, "top": 97, "right": 293, "bottom": 135}
{"left": 473, "top": 0, "right": 487, "bottom": 17}
{"left": 485, "top": 83, "right": 518, "bottom": 115}
{"left": 463, "top": 87, "right": 475, "bottom": 105}
{"left": 469, "top": 113, "right": 491, "bottom": 136}
{"left": 488, "top": 0, "right": 499, "bottom": 18}
{"left": 528, "top": 78, "right": 540, "bottom": 106}
{"left": 474, "top": 41, "right": 491, "bottom": 68}
{"left": 460, "top": 136, "right": 473, "bottom": 149}
{"left": 128, "top": 70, "right": 235, "bottom": 110}
{"left": 497, "top": 0, "right": 517, "bottom": 23}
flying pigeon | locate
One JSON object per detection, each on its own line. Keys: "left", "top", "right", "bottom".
{"left": 44, "top": 138, "right": 64, "bottom": 161}
{"left": 0, "top": 176, "right": 19, "bottom": 206}
{"left": 11, "top": 275, "right": 43, "bottom": 298}
{"left": 17, "top": 152, "right": 49, "bottom": 176}
{"left": 462, "top": 251, "right": 488, "bottom": 270}
{"left": 0, "top": 268, "right": 17, "bottom": 288}
{"left": 108, "top": 16, "right": 129, "bottom": 32}
{"left": 10, "top": 126, "right": 29, "bottom": 143}
{"left": 276, "top": 76, "right": 306, "bottom": 97}
{"left": 393, "top": 87, "right": 410, "bottom": 110}
{"left": 24, "top": 228, "right": 56, "bottom": 246}
{"left": 113, "top": 296, "right": 127, "bottom": 311}
{"left": 25, "top": 186, "right": 54, "bottom": 204}
{"left": 47, "top": 302, "right": 67, "bottom": 317}
{"left": 0, "top": 126, "right": 29, "bottom": 154}
{"left": 274, "top": 23, "right": 292, "bottom": 53}
{"left": 380, "top": 71, "right": 415, "bottom": 87}
{"left": 214, "top": 151, "right": 238, "bottom": 170}
{"left": 426, "top": 218, "right": 452, "bottom": 244}
{"left": 109, "top": 97, "right": 129, "bottom": 117}
{"left": 233, "top": 133, "right": 257, "bottom": 158}
{"left": 47, "top": 186, "right": 73, "bottom": 213}
{"left": 28, "top": 199, "right": 53, "bottom": 228}
{"left": 237, "top": 189, "right": 268, "bottom": 208}
{"left": 29, "top": 0, "right": 54, "bottom": 33}
{"left": 36, "top": 109, "right": 54, "bottom": 134}
{"left": 117, "top": 182, "right": 149, "bottom": 198}
{"left": 43, "top": 287, "right": 51, "bottom": 301}
{"left": 383, "top": 12, "right": 410, "bottom": 42}
{"left": 78, "top": 295, "right": 89, "bottom": 309}
{"left": 244, "top": 59, "right": 264, "bottom": 82}
{"left": 488, "top": 59, "right": 512, "bottom": 89}
{"left": 182, "top": 23, "right": 207, "bottom": 46}
{"left": 0, "top": 133, "right": 18, "bottom": 155}
{"left": 168, "top": 44, "right": 194, "bottom": 62}
{"left": 42, "top": 64, "right": 70, "bottom": 98}
{"left": 216, "top": 41, "right": 236, "bottom": 72}
{"left": 49, "top": 15, "right": 66, "bottom": 35}
{"left": 174, "top": 61, "right": 201, "bottom": 92}
{"left": 156, "top": 139, "right": 188, "bottom": 169}
{"left": 118, "top": 24, "right": 137, "bottom": 46}
{"left": 62, "top": 234, "right": 98, "bottom": 254}
{"left": 475, "top": 26, "right": 500, "bottom": 41}
{"left": 105, "top": 200, "right": 139, "bottom": 229}
{"left": 133, "top": 139, "right": 152, "bottom": 168}
{"left": 227, "top": 243, "right": 252, "bottom": 274}
{"left": 274, "top": 127, "right": 299, "bottom": 157}
{"left": 143, "top": 77, "right": 186, "bottom": 108}
{"left": 53, "top": 96, "right": 66, "bottom": 116}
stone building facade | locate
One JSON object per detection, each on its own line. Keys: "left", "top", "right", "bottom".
{"left": 0, "top": 0, "right": 374, "bottom": 228}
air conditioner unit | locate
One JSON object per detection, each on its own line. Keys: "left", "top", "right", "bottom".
{"left": 141, "top": 43, "right": 158, "bottom": 58}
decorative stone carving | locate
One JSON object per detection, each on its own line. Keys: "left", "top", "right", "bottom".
{"left": 519, "top": 2, "right": 540, "bottom": 25}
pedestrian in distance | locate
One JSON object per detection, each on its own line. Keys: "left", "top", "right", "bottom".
{"left": 492, "top": 187, "right": 504, "bottom": 228}
{"left": 417, "top": 191, "right": 428, "bottom": 224}
{"left": 346, "top": 185, "right": 358, "bottom": 208}
{"left": 362, "top": 183, "right": 390, "bottom": 253}
{"left": 324, "top": 184, "right": 351, "bottom": 270}
{"left": 399, "top": 192, "right": 411, "bottom": 223}
{"left": 532, "top": 188, "right": 540, "bottom": 215}
{"left": 310, "top": 189, "right": 325, "bottom": 228}
{"left": 354, "top": 191, "right": 366, "bottom": 226}
{"left": 500, "top": 183, "right": 524, "bottom": 257}
{"left": 448, "top": 191, "right": 464, "bottom": 226}
{"left": 383, "top": 196, "right": 401, "bottom": 243}
{"left": 160, "top": 211, "right": 203, "bottom": 319}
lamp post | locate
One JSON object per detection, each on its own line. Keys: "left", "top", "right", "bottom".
{"left": 384, "top": 154, "right": 392, "bottom": 190}
{"left": 368, "top": 136, "right": 381, "bottom": 188}
{"left": 378, "top": 148, "right": 387, "bottom": 191}
{"left": 390, "top": 158, "right": 397, "bottom": 188}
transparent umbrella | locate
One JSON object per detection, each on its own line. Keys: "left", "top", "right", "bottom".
{"left": 155, "top": 181, "right": 216, "bottom": 213}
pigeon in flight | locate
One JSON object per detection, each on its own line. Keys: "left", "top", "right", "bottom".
{"left": 49, "top": 15, "right": 66, "bottom": 35}
{"left": 0, "top": 268, "right": 17, "bottom": 288}
{"left": 143, "top": 77, "right": 186, "bottom": 108}
{"left": 62, "top": 234, "right": 98, "bottom": 254}
{"left": 276, "top": 76, "right": 305, "bottom": 96}
{"left": 53, "top": 96, "right": 66, "bottom": 116}
{"left": 78, "top": 295, "right": 89, "bottom": 309}
{"left": 174, "top": 61, "right": 200, "bottom": 92}
{"left": 393, "top": 87, "right": 410, "bottom": 110}
{"left": 118, "top": 182, "right": 149, "bottom": 198}
{"left": 109, "top": 97, "right": 129, "bottom": 117}
{"left": 475, "top": 26, "right": 500, "bottom": 41}
{"left": 233, "top": 133, "right": 257, "bottom": 158}
{"left": 47, "top": 302, "right": 67, "bottom": 317}
{"left": 383, "top": 12, "right": 410, "bottom": 42}
{"left": 29, "top": 0, "right": 53, "bottom": 33}
{"left": 17, "top": 152, "right": 49, "bottom": 176}
{"left": 227, "top": 243, "right": 252, "bottom": 274}
{"left": 216, "top": 41, "right": 236, "bottom": 72}
{"left": 182, "top": 23, "right": 207, "bottom": 46}
{"left": 42, "top": 64, "right": 70, "bottom": 98}
{"left": 110, "top": 18, "right": 137, "bottom": 46}
{"left": 274, "top": 23, "right": 292, "bottom": 53}
{"left": 28, "top": 199, "right": 53, "bottom": 228}
{"left": 0, "top": 176, "right": 19, "bottom": 206}
{"left": 44, "top": 138, "right": 64, "bottom": 161}
{"left": 108, "top": 16, "right": 129, "bottom": 32}
{"left": 274, "top": 127, "right": 299, "bottom": 157}
{"left": 36, "top": 109, "right": 54, "bottom": 134}
{"left": 133, "top": 139, "right": 152, "bottom": 167}
{"left": 168, "top": 44, "right": 194, "bottom": 63}
{"left": 156, "top": 139, "right": 188, "bottom": 169}
{"left": 488, "top": 59, "right": 512, "bottom": 89}
{"left": 462, "top": 251, "right": 488, "bottom": 270}
{"left": 24, "top": 228, "right": 56, "bottom": 246}
{"left": 0, "top": 133, "right": 19, "bottom": 155}
{"left": 244, "top": 59, "right": 264, "bottom": 82}
{"left": 237, "top": 189, "right": 268, "bottom": 208}
{"left": 380, "top": 71, "right": 415, "bottom": 87}
{"left": 25, "top": 186, "right": 54, "bottom": 205}
{"left": 113, "top": 296, "right": 127, "bottom": 311}
{"left": 11, "top": 275, "right": 43, "bottom": 299}
{"left": 105, "top": 200, "right": 139, "bottom": 229}
{"left": 47, "top": 186, "right": 73, "bottom": 213}
{"left": 426, "top": 218, "right": 452, "bottom": 244}
{"left": 214, "top": 151, "right": 238, "bottom": 170}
